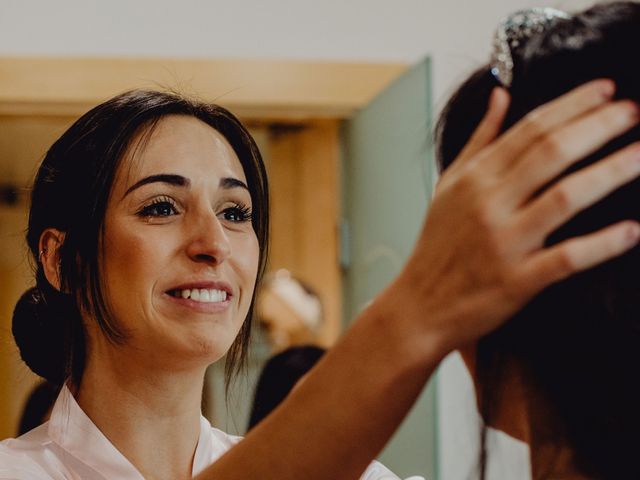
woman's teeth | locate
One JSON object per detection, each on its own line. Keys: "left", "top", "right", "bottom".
{"left": 174, "top": 288, "right": 228, "bottom": 303}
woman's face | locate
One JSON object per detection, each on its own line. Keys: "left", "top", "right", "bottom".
{"left": 99, "top": 115, "right": 259, "bottom": 369}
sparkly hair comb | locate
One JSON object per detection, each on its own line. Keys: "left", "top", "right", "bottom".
{"left": 490, "top": 7, "right": 572, "bottom": 87}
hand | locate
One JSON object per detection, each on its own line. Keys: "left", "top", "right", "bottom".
{"left": 386, "top": 79, "right": 640, "bottom": 356}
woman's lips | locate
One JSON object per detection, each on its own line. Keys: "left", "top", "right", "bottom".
{"left": 164, "top": 281, "right": 233, "bottom": 313}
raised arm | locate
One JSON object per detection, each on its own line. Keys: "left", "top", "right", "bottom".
{"left": 197, "top": 80, "right": 640, "bottom": 480}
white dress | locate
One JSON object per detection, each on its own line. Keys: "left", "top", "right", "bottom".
{"left": 0, "top": 385, "right": 412, "bottom": 480}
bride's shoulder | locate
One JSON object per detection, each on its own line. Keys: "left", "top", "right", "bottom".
{"left": 362, "top": 460, "right": 426, "bottom": 480}
{"left": 209, "top": 426, "right": 243, "bottom": 449}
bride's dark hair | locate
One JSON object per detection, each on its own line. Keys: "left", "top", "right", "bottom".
{"left": 436, "top": 3, "right": 640, "bottom": 478}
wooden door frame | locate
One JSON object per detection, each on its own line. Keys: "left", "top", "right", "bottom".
{"left": 0, "top": 57, "right": 406, "bottom": 121}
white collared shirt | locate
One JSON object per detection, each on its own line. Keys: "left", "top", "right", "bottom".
{"left": 0, "top": 386, "right": 411, "bottom": 480}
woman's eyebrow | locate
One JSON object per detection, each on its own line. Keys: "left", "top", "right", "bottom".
{"left": 123, "top": 174, "right": 248, "bottom": 199}
{"left": 220, "top": 177, "right": 249, "bottom": 191}
{"left": 123, "top": 174, "right": 189, "bottom": 199}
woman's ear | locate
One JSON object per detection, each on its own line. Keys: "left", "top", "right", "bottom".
{"left": 38, "top": 228, "right": 66, "bottom": 291}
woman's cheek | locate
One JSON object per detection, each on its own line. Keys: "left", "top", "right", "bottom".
{"left": 102, "top": 221, "right": 169, "bottom": 309}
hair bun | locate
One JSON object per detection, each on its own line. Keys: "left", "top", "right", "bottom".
{"left": 12, "top": 287, "right": 66, "bottom": 385}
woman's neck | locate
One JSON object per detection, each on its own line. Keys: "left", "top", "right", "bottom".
{"left": 487, "top": 363, "right": 588, "bottom": 480}
{"left": 76, "top": 343, "right": 207, "bottom": 480}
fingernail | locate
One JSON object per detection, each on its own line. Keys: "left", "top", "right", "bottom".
{"left": 625, "top": 101, "right": 640, "bottom": 122}
{"left": 488, "top": 87, "right": 497, "bottom": 105}
{"left": 598, "top": 79, "right": 616, "bottom": 99}
{"left": 626, "top": 223, "right": 640, "bottom": 246}
{"left": 489, "top": 87, "right": 502, "bottom": 106}
{"left": 631, "top": 143, "right": 640, "bottom": 162}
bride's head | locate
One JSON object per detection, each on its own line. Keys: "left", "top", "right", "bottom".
{"left": 436, "top": 3, "right": 640, "bottom": 478}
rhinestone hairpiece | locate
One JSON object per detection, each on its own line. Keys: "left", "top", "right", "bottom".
{"left": 490, "top": 7, "right": 571, "bottom": 87}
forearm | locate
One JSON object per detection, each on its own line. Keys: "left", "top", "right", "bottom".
{"left": 196, "top": 282, "right": 445, "bottom": 480}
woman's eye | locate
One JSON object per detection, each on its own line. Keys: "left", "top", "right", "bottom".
{"left": 221, "top": 205, "right": 252, "bottom": 223}
{"left": 137, "top": 199, "right": 179, "bottom": 218}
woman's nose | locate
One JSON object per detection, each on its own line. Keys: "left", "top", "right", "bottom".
{"left": 186, "top": 210, "right": 231, "bottom": 265}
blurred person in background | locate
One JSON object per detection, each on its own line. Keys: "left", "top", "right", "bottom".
{"left": 248, "top": 345, "right": 326, "bottom": 430}
{"left": 257, "top": 270, "right": 323, "bottom": 352}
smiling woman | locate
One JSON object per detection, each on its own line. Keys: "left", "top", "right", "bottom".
{"left": 14, "top": 92, "right": 269, "bottom": 391}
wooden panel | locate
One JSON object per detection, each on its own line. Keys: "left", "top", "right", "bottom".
{"left": 0, "top": 57, "right": 407, "bottom": 121}
{"left": 266, "top": 127, "right": 298, "bottom": 271}
{"left": 0, "top": 267, "right": 37, "bottom": 440}
{"left": 0, "top": 115, "right": 75, "bottom": 186}
{"left": 0, "top": 205, "right": 37, "bottom": 439}
{"left": 295, "top": 123, "right": 342, "bottom": 345}
{"left": 267, "top": 121, "right": 341, "bottom": 346}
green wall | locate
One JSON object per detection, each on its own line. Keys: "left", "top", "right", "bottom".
{"left": 342, "top": 57, "right": 438, "bottom": 480}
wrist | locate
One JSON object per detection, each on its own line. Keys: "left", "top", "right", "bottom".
{"left": 361, "top": 273, "right": 453, "bottom": 373}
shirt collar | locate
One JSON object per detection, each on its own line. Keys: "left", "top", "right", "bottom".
{"left": 48, "top": 384, "right": 213, "bottom": 479}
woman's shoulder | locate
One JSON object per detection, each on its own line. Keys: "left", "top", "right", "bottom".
{"left": 0, "top": 425, "right": 57, "bottom": 479}
{"left": 362, "top": 460, "right": 426, "bottom": 480}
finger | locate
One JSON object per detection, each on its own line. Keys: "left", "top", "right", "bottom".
{"left": 482, "top": 79, "right": 616, "bottom": 173}
{"left": 515, "top": 142, "right": 640, "bottom": 245}
{"left": 502, "top": 100, "right": 640, "bottom": 202}
{"left": 455, "top": 87, "right": 510, "bottom": 166}
{"left": 519, "top": 221, "right": 640, "bottom": 294}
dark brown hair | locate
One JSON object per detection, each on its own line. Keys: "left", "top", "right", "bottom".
{"left": 12, "top": 90, "right": 269, "bottom": 389}
{"left": 436, "top": 3, "right": 640, "bottom": 478}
